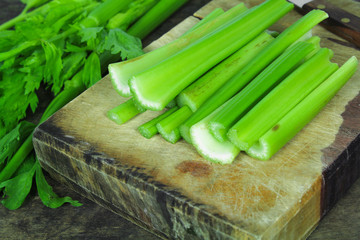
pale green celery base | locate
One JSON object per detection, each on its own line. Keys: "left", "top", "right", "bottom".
{"left": 190, "top": 103, "right": 240, "bottom": 164}
{"left": 190, "top": 120, "right": 240, "bottom": 165}
{"left": 138, "top": 126, "right": 156, "bottom": 139}
{"left": 227, "top": 129, "right": 251, "bottom": 151}
{"left": 156, "top": 124, "right": 181, "bottom": 144}
{"left": 109, "top": 62, "right": 133, "bottom": 97}
{"left": 246, "top": 139, "right": 271, "bottom": 161}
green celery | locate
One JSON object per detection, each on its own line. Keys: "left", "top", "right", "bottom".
{"left": 109, "top": 3, "right": 248, "bottom": 97}
{"left": 247, "top": 56, "right": 358, "bottom": 160}
{"left": 185, "top": 8, "right": 225, "bottom": 33}
{"left": 130, "top": 0, "right": 293, "bottom": 111}
{"left": 138, "top": 107, "right": 179, "bottom": 139}
{"left": 127, "top": 0, "right": 189, "bottom": 39}
{"left": 179, "top": 9, "right": 329, "bottom": 143}
{"left": 106, "top": 8, "right": 227, "bottom": 125}
{"left": 227, "top": 48, "right": 339, "bottom": 151}
{"left": 107, "top": 98, "right": 146, "bottom": 125}
{"left": 177, "top": 32, "right": 274, "bottom": 112}
{"left": 208, "top": 38, "right": 320, "bottom": 142}
{"left": 80, "top": 0, "right": 132, "bottom": 28}
{"left": 190, "top": 101, "right": 240, "bottom": 164}
{"left": 106, "top": 0, "right": 159, "bottom": 30}
{"left": 156, "top": 106, "right": 193, "bottom": 143}
{"left": 155, "top": 32, "right": 273, "bottom": 143}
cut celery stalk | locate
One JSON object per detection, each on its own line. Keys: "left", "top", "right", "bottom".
{"left": 208, "top": 38, "right": 320, "bottom": 142}
{"left": 247, "top": 56, "right": 358, "bottom": 160}
{"left": 130, "top": 0, "right": 293, "bottom": 111}
{"left": 190, "top": 102, "right": 240, "bottom": 164}
{"left": 138, "top": 107, "right": 179, "bottom": 139}
{"left": 184, "top": 8, "right": 225, "bottom": 34}
{"left": 107, "top": 98, "right": 145, "bottom": 125}
{"left": 176, "top": 31, "right": 274, "bottom": 112}
{"left": 179, "top": 9, "right": 329, "bottom": 143}
{"left": 156, "top": 106, "right": 192, "bottom": 143}
{"left": 227, "top": 48, "right": 339, "bottom": 151}
{"left": 109, "top": 4, "right": 248, "bottom": 97}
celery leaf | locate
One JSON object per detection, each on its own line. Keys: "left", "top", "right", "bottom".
{"left": 0, "top": 155, "right": 36, "bottom": 210}
{"left": 35, "top": 161, "right": 82, "bottom": 208}
{"left": 103, "top": 28, "right": 143, "bottom": 60}
{"left": 82, "top": 52, "right": 101, "bottom": 87}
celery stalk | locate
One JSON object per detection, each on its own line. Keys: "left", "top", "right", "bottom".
{"left": 176, "top": 32, "right": 274, "bottom": 112}
{"left": 208, "top": 38, "right": 320, "bottom": 142}
{"left": 190, "top": 102, "right": 240, "bottom": 164}
{"left": 185, "top": 8, "right": 225, "bottom": 33}
{"left": 227, "top": 48, "right": 339, "bottom": 151}
{"left": 80, "top": 0, "right": 132, "bottom": 28}
{"left": 106, "top": 8, "right": 227, "bottom": 126}
{"left": 127, "top": 0, "right": 189, "bottom": 39}
{"left": 180, "top": 9, "right": 329, "bottom": 143}
{"left": 106, "top": 0, "right": 159, "bottom": 30}
{"left": 109, "top": 4, "right": 248, "bottom": 97}
{"left": 138, "top": 107, "right": 179, "bottom": 139}
{"left": 247, "top": 56, "right": 358, "bottom": 160}
{"left": 130, "top": 0, "right": 293, "bottom": 111}
{"left": 155, "top": 32, "right": 273, "bottom": 142}
{"left": 107, "top": 98, "right": 145, "bottom": 125}
{"left": 156, "top": 106, "right": 192, "bottom": 143}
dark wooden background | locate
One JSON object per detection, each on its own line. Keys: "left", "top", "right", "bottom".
{"left": 0, "top": 0, "right": 359, "bottom": 239}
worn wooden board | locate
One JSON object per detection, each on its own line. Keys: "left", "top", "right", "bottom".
{"left": 33, "top": 0, "right": 360, "bottom": 239}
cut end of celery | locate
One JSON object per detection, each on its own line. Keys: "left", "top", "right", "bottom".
{"left": 109, "top": 62, "right": 132, "bottom": 97}
{"left": 107, "top": 110, "right": 126, "bottom": 125}
{"left": 190, "top": 121, "right": 240, "bottom": 165}
{"left": 176, "top": 92, "right": 199, "bottom": 112}
{"left": 179, "top": 123, "right": 192, "bottom": 143}
{"left": 246, "top": 139, "right": 271, "bottom": 161}
{"left": 129, "top": 76, "right": 165, "bottom": 111}
{"left": 156, "top": 123, "right": 181, "bottom": 144}
{"left": 208, "top": 121, "right": 228, "bottom": 142}
{"left": 227, "top": 128, "right": 251, "bottom": 151}
{"left": 138, "top": 126, "right": 156, "bottom": 139}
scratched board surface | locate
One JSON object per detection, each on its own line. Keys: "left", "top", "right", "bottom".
{"left": 33, "top": 0, "right": 360, "bottom": 239}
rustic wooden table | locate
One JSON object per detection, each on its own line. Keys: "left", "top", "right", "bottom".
{"left": 0, "top": 0, "right": 359, "bottom": 239}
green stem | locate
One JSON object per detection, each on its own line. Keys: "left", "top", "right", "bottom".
{"left": 127, "top": 0, "right": 189, "bottom": 39}
{"left": 106, "top": 0, "right": 159, "bottom": 30}
{"left": 0, "top": 135, "right": 33, "bottom": 183}
{"left": 138, "top": 107, "right": 179, "bottom": 139}
{"left": 208, "top": 38, "right": 320, "bottom": 142}
{"left": 176, "top": 32, "right": 274, "bottom": 112}
{"left": 80, "top": 0, "right": 132, "bottom": 28}
{"left": 227, "top": 48, "right": 338, "bottom": 151}
{"left": 179, "top": 9, "right": 329, "bottom": 143}
{"left": 109, "top": 3, "right": 248, "bottom": 97}
{"left": 156, "top": 106, "right": 192, "bottom": 143}
{"left": 247, "top": 56, "right": 358, "bottom": 160}
{"left": 107, "top": 98, "right": 146, "bottom": 125}
{"left": 130, "top": 0, "right": 293, "bottom": 111}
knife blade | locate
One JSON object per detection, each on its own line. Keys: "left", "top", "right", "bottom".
{"left": 288, "top": 0, "right": 360, "bottom": 48}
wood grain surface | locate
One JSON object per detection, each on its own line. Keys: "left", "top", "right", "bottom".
{"left": 0, "top": 0, "right": 358, "bottom": 239}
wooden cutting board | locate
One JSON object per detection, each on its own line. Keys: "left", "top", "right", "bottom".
{"left": 33, "top": 0, "right": 360, "bottom": 239}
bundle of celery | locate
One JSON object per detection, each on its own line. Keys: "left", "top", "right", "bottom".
{"left": 0, "top": 0, "right": 188, "bottom": 210}
{"left": 108, "top": 0, "right": 357, "bottom": 165}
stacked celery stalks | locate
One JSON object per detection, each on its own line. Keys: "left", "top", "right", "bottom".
{"left": 108, "top": 0, "right": 358, "bottom": 164}
{"left": 0, "top": 0, "right": 189, "bottom": 210}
